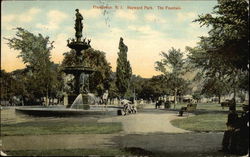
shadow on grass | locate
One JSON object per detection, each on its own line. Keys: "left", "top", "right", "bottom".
{"left": 1, "top": 121, "right": 122, "bottom": 136}
{"left": 150, "top": 151, "right": 241, "bottom": 157}
{"left": 4, "top": 148, "right": 242, "bottom": 157}
{"left": 4, "top": 148, "right": 132, "bottom": 156}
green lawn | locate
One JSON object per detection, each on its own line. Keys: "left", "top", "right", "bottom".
{"left": 171, "top": 113, "right": 228, "bottom": 132}
{"left": 170, "top": 103, "right": 237, "bottom": 132}
{"left": 170, "top": 102, "right": 245, "bottom": 132}
{"left": 5, "top": 148, "right": 132, "bottom": 156}
{"left": 1, "top": 121, "right": 122, "bottom": 136}
{"left": 172, "top": 102, "right": 243, "bottom": 111}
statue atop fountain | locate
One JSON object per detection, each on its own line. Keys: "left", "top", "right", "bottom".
{"left": 75, "top": 9, "right": 83, "bottom": 42}
{"left": 62, "top": 9, "right": 94, "bottom": 108}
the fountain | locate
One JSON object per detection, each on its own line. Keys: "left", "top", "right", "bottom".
{"left": 62, "top": 8, "right": 95, "bottom": 109}
{"left": 15, "top": 9, "right": 122, "bottom": 117}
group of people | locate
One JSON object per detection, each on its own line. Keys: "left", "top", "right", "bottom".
{"left": 122, "top": 100, "right": 137, "bottom": 116}
{"left": 221, "top": 101, "right": 249, "bottom": 155}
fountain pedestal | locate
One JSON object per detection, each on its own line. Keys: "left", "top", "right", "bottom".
{"left": 62, "top": 46, "right": 95, "bottom": 108}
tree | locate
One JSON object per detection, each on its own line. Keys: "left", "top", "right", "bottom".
{"left": 0, "top": 70, "right": 15, "bottom": 104}
{"left": 62, "top": 48, "right": 112, "bottom": 96}
{"left": 116, "top": 37, "right": 132, "bottom": 98}
{"left": 141, "top": 75, "right": 172, "bottom": 101}
{"left": 155, "top": 47, "right": 188, "bottom": 107}
{"left": 5, "top": 27, "right": 57, "bottom": 105}
{"left": 194, "top": 0, "right": 249, "bottom": 71}
{"left": 129, "top": 75, "right": 145, "bottom": 101}
{"left": 192, "top": 91, "right": 202, "bottom": 103}
{"left": 187, "top": 0, "right": 249, "bottom": 103}
{"left": 202, "top": 77, "right": 230, "bottom": 103}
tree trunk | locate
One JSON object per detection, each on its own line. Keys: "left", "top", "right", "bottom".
{"left": 46, "top": 84, "right": 49, "bottom": 106}
{"left": 233, "top": 87, "right": 236, "bottom": 101}
{"left": 174, "top": 88, "right": 177, "bottom": 109}
{"left": 218, "top": 94, "right": 221, "bottom": 104}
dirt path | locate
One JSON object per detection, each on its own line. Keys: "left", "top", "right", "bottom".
{"left": 98, "top": 113, "right": 190, "bottom": 133}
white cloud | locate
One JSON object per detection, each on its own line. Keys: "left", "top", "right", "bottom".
{"left": 51, "top": 33, "right": 70, "bottom": 63}
{"left": 177, "top": 12, "right": 197, "bottom": 22}
{"left": 80, "top": 9, "right": 102, "bottom": 18}
{"left": 128, "top": 25, "right": 162, "bottom": 37}
{"left": 2, "top": 8, "right": 41, "bottom": 31}
{"left": 19, "top": 8, "right": 41, "bottom": 23}
{"left": 110, "top": 27, "right": 123, "bottom": 34}
{"left": 29, "top": 8, "right": 41, "bottom": 15}
{"left": 145, "top": 13, "right": 166, "bottom": 23}
{"left": 115, "top": 10, "right": 137, "bottom": 21}
{"left": 36, "top": 10, "right": 68, "bottom": 30}
{"left": 1, "top": 23, "right": 14, "bottom": 31}
{"left": 2, "top": 7, "right": 41, "bottom": 24}
{"left": 2, "top": 14, "right": 15, "bottom": 23}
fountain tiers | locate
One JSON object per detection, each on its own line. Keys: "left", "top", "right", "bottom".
{"left": 62, "top": 66, "right": 94, "bottom": 75}
{"left": 67, "top": 41, "right": 90, "bottom": 51}
{"left": 61, "top": 9, "right": 95, "bottom": 107}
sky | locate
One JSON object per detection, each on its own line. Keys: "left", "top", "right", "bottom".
{"left": 1, "top": 0, "right": 217, "bottom": 78}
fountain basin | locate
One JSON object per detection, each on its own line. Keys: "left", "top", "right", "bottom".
{"left": 15, "top": 105, "right": 122, "bottom": 117}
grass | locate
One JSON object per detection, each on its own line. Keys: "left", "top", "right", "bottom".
{"left": 171, "top": 113, "right": 228, "bottom": 132}
{"left": 172, "top": 102, "right": 243, "bottom": 111}
{"left": 1, "top": 121, "right": 122, "bottom": 136}
{"left": 170, "top": 102, "right": 245, "bottom": 132}
{"left": 5, "top": 148, "right": 132, "bottom": 156}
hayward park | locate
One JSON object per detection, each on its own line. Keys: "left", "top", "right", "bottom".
{"left": 1, "top": 1, "right": 249, "bottom": 157}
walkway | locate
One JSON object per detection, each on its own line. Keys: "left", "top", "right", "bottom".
{"left": 98, "top": 113, "right": 190, "bottom": 133}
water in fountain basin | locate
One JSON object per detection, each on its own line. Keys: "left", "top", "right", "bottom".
{"left": 70, "top": 93, "right": 99, "bottom": 109}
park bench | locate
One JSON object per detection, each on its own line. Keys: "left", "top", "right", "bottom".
{"left": 179, "top": 103, "right": 197, "bottom": 116}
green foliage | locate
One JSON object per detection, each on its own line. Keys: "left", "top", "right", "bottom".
{"left": 201, "top": 75, "right": 230, "bottom": 99}
{"left": 194, "top": 0, "right": 249, "bottom": 71}
{"left": 187, "top": 0, "right": 249, "bottom": 100}
{"left": 0, "top": 70, "right": 26, "bottom": 104}
{"left": 237, "top": 71, "right": 249, "bottom": 92}
{"left": 5, "top": 28, "right": 53, "bottom": 66}
{"left": 155, "top": 48, "right": 189, "bottom": 101}
{"left": 108, "top": 73, "right": 120, "bottom": 98}
{"left": 188, "top": 43, "right": 248, "bottom": 101}
{"left": 4, "top": 28, "right": 61, "bottom": 103}
{"left": 129, "top": 75, "right": 147, "bottom": 100}
{"left": 192, "top": 92, "right": 202, "bottom": 102}
{"left": 155, "top": 48, "right": 185, "bottom": 75}
{"left": 137, "top": 79, "right": 160, "bottom": 101}
{"left": 62, "top": 48, "right": 112, "bottom": 96}
{"left": 116, "top": 38, "right": 132, "bottom": 98}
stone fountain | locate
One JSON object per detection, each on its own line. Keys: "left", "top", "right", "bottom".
{"left": 62, "top": 9, "right": 94, "bottom": 108}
